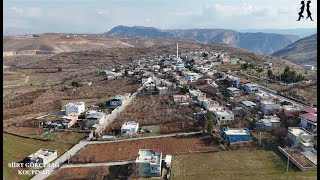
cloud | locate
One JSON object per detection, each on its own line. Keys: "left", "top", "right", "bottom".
{"left": 96, "top": 8, "right": 110, "bottom": 16}
{"left": 9, "top": 6, "right": 42, "bottom": 18}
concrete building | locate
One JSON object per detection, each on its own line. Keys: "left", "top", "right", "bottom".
{"left": 300, "top": 113, "right": 317, "bottom": 133}
{"left": 282, "top": 105, "right": 302, "bottom": 117}
{"left": 109, "top": 93, "right": 130, "bottom": 107}
{"left": 241, "top": 101, "right": 257, "bottom": 117}
{"left": 165, "top": 155, "right": 172, "bottom": 168}
{"left": 84, "top": 111, "right": 106, "bottom": 129}
{"left": 243, "top": 83, "right": 259, "bottom": 94}
{"left": 135, "top": 149, "right": 162, "bottom": 177}
{"left": 304, "top": 65, "right": 315, "bottom": 71}
{"left": 221, "top": 128, "right": 251, "bottom": 143}
{"left": 186, "top": 73, "right": 199, "bottom": 82}
{"left": 226, "top": 87, "right": 241, "bottom": 97}
{"left": 28, "top": 149, "right": 58, "bottom": 166}
{"left": 61, "top": 115, "right": 78, "bottom": 128}
{"left": 213, "top": 109, "right": 235, "bottom": 125}
{"left": 65, "top": 102, "right": 85, "bottom": 115}
{"left": 121, "top": 121, "right": 139, "bottom": 135}
{"left": 287, "top": 127, "right": 315, "bottom": 148}
{"left": 257, "top": 115, "right": 281, "bottom": 131}
{"left": 260, "top": 101, "right": 281, "bottom": 115}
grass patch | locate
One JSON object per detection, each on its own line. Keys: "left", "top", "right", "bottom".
{"left": 171, "top": 149, "right": 317, "bottom": 180}
{"left": 3, "top": 133, "right": 74, "bottom": 180}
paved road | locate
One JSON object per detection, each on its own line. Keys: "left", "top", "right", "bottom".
{"left": 31, "top": 85, "right": 145, "bottom": 180}
{"left": 61, "top": 161, "right": 134, "bottom": 168}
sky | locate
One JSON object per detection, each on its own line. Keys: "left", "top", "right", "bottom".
{"left": 3, "top": 0, "right": 318, "bottom": 34}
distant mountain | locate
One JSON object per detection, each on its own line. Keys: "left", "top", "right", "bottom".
{"left": 106, "top": 25, "right": 300, "bottom": 55}
{"left": 272, "top": 34, "right": 317, "bottom": 66}
{"left": 237, "top": 28, "right": 316, "bottom": 38}
{"left": 107, "top": 25, "right": 175, "bottom": 38}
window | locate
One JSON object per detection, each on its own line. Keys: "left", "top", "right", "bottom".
{"left": 222, "top": 117, "right": 225, "bottom": 119}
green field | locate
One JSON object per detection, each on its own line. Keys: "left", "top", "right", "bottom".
{"left": 3, "top": 133, "right": 74, "bottom": 180}
{"left": 171, "top": 149, "right": 317, "bottom": 180}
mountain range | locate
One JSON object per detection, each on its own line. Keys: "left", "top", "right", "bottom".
{"left": 272, "top": 34, "right": 317, "bottom": 66}
{"left": 106, "top": 25, "right": 300, "bottom": 55}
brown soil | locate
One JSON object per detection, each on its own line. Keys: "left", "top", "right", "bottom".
{"left": 71, "top": 135, "right": 254, "bottom": 163}
{"left": 103, "top": 94, "right": 199, "bottom": 134}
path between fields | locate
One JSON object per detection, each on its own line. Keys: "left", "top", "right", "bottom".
{"left": 31, "top": 131, "right": 201, "bottom": 180}
{"left": 60, "top": 161, "right": 134, "bottom": 168}
{"left": 3, "top": 75, "right": 30, "bottom": 88}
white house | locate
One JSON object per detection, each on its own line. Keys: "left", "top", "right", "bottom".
{"left": 28, "top": 149, "right": 58, "bottom": 166}
{"left": 121, "top": 121, "right": 139, "bottom": 135}
{"left": 213, "top": 109, "right": 235, "bottom": 125}
{"left": 304, "top": 65, "right": 314, "bottom": 71}
{"left": 260, "top": 101, "right": 281, "bottom": 115}
{"left": 186, "top": 73, "right": 199, "bottom": 82}
{"left": 65, "top": 102, "right": 85, "bottom": 115}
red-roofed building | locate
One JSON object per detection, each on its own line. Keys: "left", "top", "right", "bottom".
{"left": 302, "top": 107, "right": 317, "bottom": 114}
{"left": 240, "top": 79, "right": 251, "bottom": 84}
{"left": 300, "top": 113, "right": 317, "bottom": 134}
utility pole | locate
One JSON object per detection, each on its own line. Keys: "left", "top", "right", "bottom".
{"left": 259, "top": 131, "right": 261, "bottom": 147}
{"left": 287, "top": 154, "right": 290, "bottom": 173}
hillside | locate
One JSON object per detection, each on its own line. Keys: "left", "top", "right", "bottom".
{"left": 272, "top": 34, "right": 317, "bottom": 66}
{"left": 106, "top": 25, "right": 300, "bottom": 55}
{"left": 108, "top": 25, "right": 175, "bottom": 38}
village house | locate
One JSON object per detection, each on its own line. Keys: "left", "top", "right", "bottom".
{"left": 157, "top": 86, "right": 169, "bottom": 95}
{"left": 287, "top": 127, "right": 315, "bottom": 150}
{"left": 108, "top": 93, "right": 130, "bottom": 107}
{"left": 241, "top": 101, "right": 257, "bottom": 117}
{"left": 121, "top": 121, "right": 139, "bottom": 135}
{"left": 65, "top": 101, "right": 85, "bottom": 115}
{"left": 84, "top": 111, "right": 107, "bottom": 129}
{"left": 257, "top": 115, "right": 281, "bottom": 131}
{"left": 135, "top": 149, "right": 162, "bottom": 177}
{"left": 189, "top": 89, "right": 206, "bottom": 100}
{"left": 221, "top": 127, "right": 251, "bottom": 143}
{"left": 300, "top": 113, "right": 317, "bottom": 134}
{"left": 226, "top": 87, "right": 241, "bottom": 97}
{"left": 243, "top": 83, "right": 259, "bottom": 94}
{"left": 61, "top": 115, "right": 78, "bottom": 128}
{"left": 260, "top": 101, "right": 281, "bottom": 115}
{"left": 186, "top": 72, "right": 200, "bottom": 82}
{"left": 282, "top": 105, "right": 302, "bottom": 117}
{"left": 213, "top": 108, "right": 235, "bottom": 125}
{"left": 28, "top": 149, "right": 58, "bottom": 167}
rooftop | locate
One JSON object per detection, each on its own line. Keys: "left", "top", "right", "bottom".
{"left": 303, "top": 107, "right": 317, "bottom": 114}
{"left": 121, "top": 121, "right": 139, "bottom": 129}
{"left": 223, "top": 128, "right": 250, "bottom": 136}
{"left": 136, "top": 149, "right": 162, "bottom": 165}
{"left": 242, "top": 101, "right": 256, "bottom": 107}
{"left": 28, "top": 149, "right": 56, "bottom": 160}
{"left": 65, "top": 101, "right": 84, "bottom": 107}
{"left": 300, "top": 113, "right": 317, "bottom": 123}
{"left": 288, "top": 127, "right": 313, "bottom": 136}
{"left": 227, "top": 87, "right": 240, "bottom": 91}
{"left": 244, "top": 83, "right": 258, "bottom": 88}
{"left": 86, "top": 112, "right": 106, "bottom": 120}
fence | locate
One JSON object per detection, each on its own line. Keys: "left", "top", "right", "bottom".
{"left": 278, "top": 146, "right": 317, "bottom": 171}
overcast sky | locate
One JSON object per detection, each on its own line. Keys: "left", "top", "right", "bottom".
{"left": 4, "top": 0, "right": 318, "bottom": 33}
